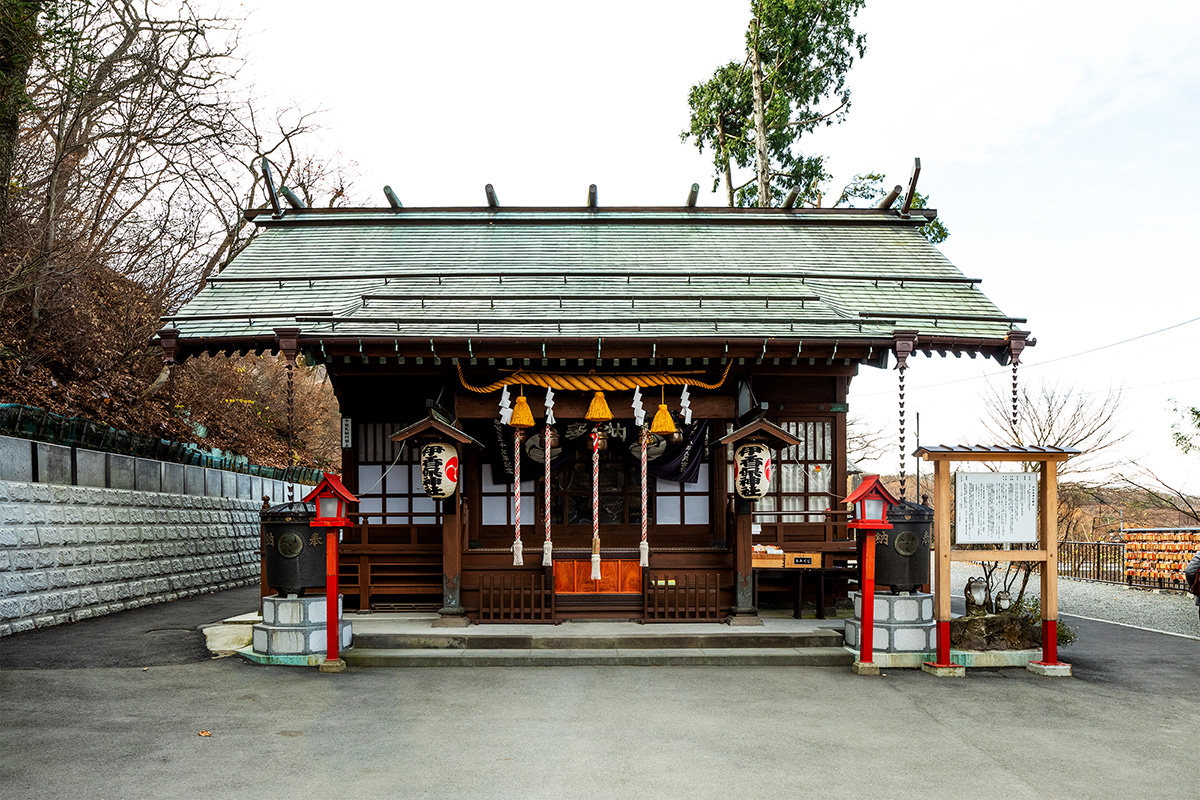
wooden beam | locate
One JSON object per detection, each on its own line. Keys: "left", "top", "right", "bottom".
{"left": 934, "top": 459, "right": 952, "bottom": 623}
{"left": 949, "top": 550, "right": 1048, "bottom": 562}
{"left": 1041, "top": 460, "right": 1058, "bottom": 623}
{"left": 455, "top": 391, "right": 733, "bottom": 419}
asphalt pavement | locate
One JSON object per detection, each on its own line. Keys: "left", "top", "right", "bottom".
{"left": 1, "top": 586, "right": 1197, "bottom": 800}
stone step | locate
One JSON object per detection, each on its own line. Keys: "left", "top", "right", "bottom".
{"left": 343, "top": 646, "right": 855, "bottom": 668}
{"left": 350, "top": 629, "right": 846, "bottom": 651}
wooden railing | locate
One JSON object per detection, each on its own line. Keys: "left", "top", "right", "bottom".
{"left": 478, "top": 570, "right": 555, "bottom": 623}
{"left": 644, "top": 570, "right": 722, "bottom": 622}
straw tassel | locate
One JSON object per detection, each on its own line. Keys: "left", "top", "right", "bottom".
{"left": 510, "top": 394, "right": 534, "bottom": 428}
{"left": 639, "top": 539, "right": 649, "bottom": 568}
{"left": 650, "top": 403, "right": 675, "bottom": 435}
{"left": 585, "top": 391, "right": 613, "bottom": 422}
{"left": 591, "top": 537, "right": 601, "bottom": 581}
{"left": 512, "top": 537, "right": 523, "bottom": 566}
{"left": 542, "top": 538, "right": 553, "bottom": 567}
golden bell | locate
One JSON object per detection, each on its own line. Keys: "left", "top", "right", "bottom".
{"left": 510, "top": 394, "right": 534, "bottom": 428}
{"left": 585, "top": 390, "right": 613, "bottom": 422}
{"left": 649, "top": 403, "right": 676, "bottom": 435}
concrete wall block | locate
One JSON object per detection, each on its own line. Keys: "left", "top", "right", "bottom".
{"left": 0, "top": 527, "right": 17, "bottom": 547}
{"left": 62, "top": 589, "right": 81, "bottom": 608}
{"left": 24, "top": 506, "right": 48, "bottom": 525}
{"left": 8, "top": 482, "right": 33, "bottom": 502}
{"left": 12, "top": 618, "right": 34, "bottom": 633}
{"left": 19, "top": 596, "right": 42, "bottom": 616}
{"left": 18, "top": 528, "right": 39, "bottom": 546}
{"left": 14, "top": 550, "right": 36, "bottom": 570}
{"left": 68, "top": 568, "right": 87, "bottom": 587}
{"left": 41, "top": 592, "right": 64, "bottom": 611}
{"left": 82, "top": 507, "right": 100, "bottom": 524}
{"left": 80, "top": 587, "right": 98, "bottom": 605}
{"left": 135, "top": 460, "right": 162, "bottom": 493}
{"left": 48, "top": 569, "right": 68, "bottom": 588}
{"left": 0, "top": 598, "right": 20, "bottom": 618}
{"left": 5, "top": 574, "right": 28, "bottom": 594}
{"left": 37, "top": 526, "right": 63, "bottom": 546}
{"left": 75, "top": 449, "right": 106, "bottom": 488}
{"left": 0, "top": 441, "right": 34, "bottom": 482}
{"left": 0, "top": 551, "right": 9, "bottom": 571}
{"left": 109, "top": 456, "right": 135, "bottom": 490}
{"left": 33, "top": 549, "right": 54, "bottom": 568}
{"left": 31, "top": 483, "right": 53, "bottom": 502}
{"left": 3, "top": 504, "right": 24, "bottom": 525}
{"left": 26, "top": 571, "right": 49, "bottom": 592}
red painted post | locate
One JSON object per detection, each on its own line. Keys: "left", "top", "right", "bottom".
{"left": 860, "top": 533, "right": 875, "bottom": 663}
{"left": 1042, "top": 619, "right": 1057, "bottom": 665}
{"left": 936, "top": 620, "right": 950, "bottom": 666}
{"left": 326, "top": 527, "right": 340, "bottom": 662}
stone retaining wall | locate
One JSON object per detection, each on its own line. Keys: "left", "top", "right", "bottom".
{"left": 0, "top": 480, "right": 268, "bottom": 637}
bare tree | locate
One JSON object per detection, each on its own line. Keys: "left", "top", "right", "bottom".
{"left": 970, "top": 379, "right": 1130, "bottom": 608}
{"left": 0, "top": 0, "right": 350, "bottom": 468}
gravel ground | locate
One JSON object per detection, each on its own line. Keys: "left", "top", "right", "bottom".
{"left": 949, "top": 561, "right": 1200, "bottom": 638}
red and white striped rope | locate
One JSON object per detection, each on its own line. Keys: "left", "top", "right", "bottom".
{"left": 592, "top": 431, "right": 600, "bottom": 541}
{"left": 640, "top": 428, "right": 648, "bottom": 543}
{"left": 544, "top": 424, "right": 552, "bottom": 543}
{"left": 514, "top": 429, "right": 522, "bottom": 544}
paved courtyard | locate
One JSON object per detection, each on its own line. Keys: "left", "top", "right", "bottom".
{"left": 2, "top": 583, "right": 1197, "bottom": 799}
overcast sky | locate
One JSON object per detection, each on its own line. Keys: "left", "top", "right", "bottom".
{"left": 222, "top": 1, "right": 1200, "bottom": 497}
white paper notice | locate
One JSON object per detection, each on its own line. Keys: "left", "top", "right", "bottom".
{"left": 955, "top": 472, "right": 1038, "bottom": 544}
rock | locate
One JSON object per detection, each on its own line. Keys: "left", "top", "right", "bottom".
{"left": 950, "top": 613, "right": 1041, "bottom": 651}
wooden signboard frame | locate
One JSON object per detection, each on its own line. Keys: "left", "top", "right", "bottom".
{"left": 915, "top": 446, "right": 1078, "bottom": 672}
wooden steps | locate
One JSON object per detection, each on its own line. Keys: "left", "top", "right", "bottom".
{"left": 343, "top": 627, "right": 853, "bottom": 668}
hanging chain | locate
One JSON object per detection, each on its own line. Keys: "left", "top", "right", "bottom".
{"left": 286, "top": 361, "right": 295, "bottom": 501}
{"left": 1011, "top": 358, "right": 1020, "bottom": 433}
{"left": 898, "top": 363, "right": 907, "bottom": 501}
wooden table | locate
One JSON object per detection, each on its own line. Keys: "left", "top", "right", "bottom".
{"left": 752, "top": 567, "right": 859, "bottom": 619}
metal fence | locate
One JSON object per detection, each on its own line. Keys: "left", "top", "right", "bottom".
{"left": 1058, "top": 540, "right": 1126, "bottom": 583}
{"left": 0, "top": 403, "right": 322, "bottom": 484}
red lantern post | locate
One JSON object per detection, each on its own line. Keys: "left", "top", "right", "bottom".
{"left": 303, "top": 475, "right": 358, "bottom": 673}
{"left": 845, "top": 475, "right": 898, "bottom": 675}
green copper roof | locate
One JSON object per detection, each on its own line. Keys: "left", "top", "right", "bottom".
{"left": 164, "top": 207, "right": 1024, "bottom": 352}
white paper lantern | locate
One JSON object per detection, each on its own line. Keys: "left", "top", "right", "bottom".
{"left": 420, "top": 442, "right": 459, "bottom": 499}
{"left": 734, "top": 443, "right": 772, "bottom": 499}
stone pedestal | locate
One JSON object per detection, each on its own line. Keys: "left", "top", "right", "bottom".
{"left": 248, "top": 595, "right": 352, "bottom": 664}
{"left": 843, "top": 591, "right": 936, "bottom": 653}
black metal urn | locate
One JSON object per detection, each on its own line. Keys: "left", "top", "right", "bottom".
{"left": 260, "top": 500, "right": 326, "bottom": 596}
{"left": 857, "top": 499, "right": 933, "bottom": 593}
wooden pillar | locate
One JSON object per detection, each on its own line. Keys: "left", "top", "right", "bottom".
{"left": 435, "top": 490, "right": 469, "bottom": 627}
{"left": 931, "top": 458, "right": 953, "bottom": 666}
{"left": 729, "top": 504, "right": 759, "bottom": 624}
{"left": 1039, "top": 459, "right": 1060, "bottom": 663}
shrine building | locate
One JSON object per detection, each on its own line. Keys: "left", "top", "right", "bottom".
{"left": 155, "top": 191, "right": 1029, "bottom": 625}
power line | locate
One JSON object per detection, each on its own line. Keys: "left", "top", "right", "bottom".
{"left": 858, "top": 315, "right": 1200, "bottom": 396}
